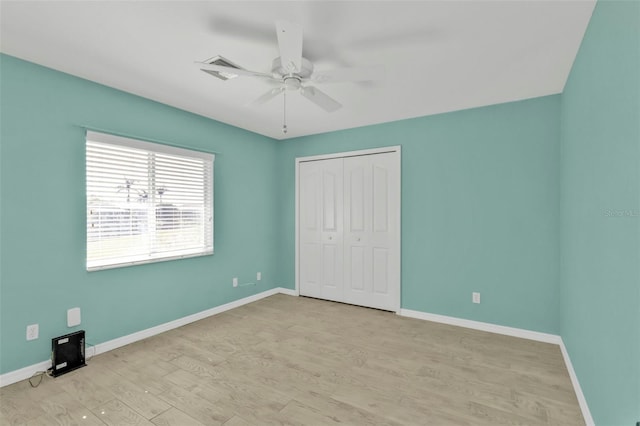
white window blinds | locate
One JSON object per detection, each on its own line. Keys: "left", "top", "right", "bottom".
{"left": 86, "top": 131, "right": 214, "bottom": 271}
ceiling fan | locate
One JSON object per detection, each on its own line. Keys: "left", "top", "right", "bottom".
{"left": 195, "top": 21, "right": 384, "bottom": 133}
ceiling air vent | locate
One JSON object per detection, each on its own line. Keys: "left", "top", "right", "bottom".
{"left": 200, "top": 56, "right": 244, "bottom": 81}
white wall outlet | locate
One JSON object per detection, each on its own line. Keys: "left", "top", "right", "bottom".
{"left": 257, "top": 272, "right": 261, "bottom": 281}
{"left": 472, "top": 292, "right": 481, "bottom": 304}
{"left": 233, "top": 277, "right": 238, "bottom": 287}
{"left": 67, "top": 307, "right": 81, "bottom": 327}
{"left": 26, "top": 324, "right": 39, "bottom": 341}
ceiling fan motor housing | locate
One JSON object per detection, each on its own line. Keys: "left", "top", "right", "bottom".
{"left": 284, "top": 76, "right": 301, "bottom": 90}
{"left": 272, "top": 56, "right": 313, "bottom": 79}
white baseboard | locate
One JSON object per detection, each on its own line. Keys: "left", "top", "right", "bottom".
{"left": 398, "top": 308, "right": 562, "bottom": 344}
{"left": 278, "top": 287, "right": 298, "bottom": 296}
{"left": 559, "top": 340, "right": 595, "bottom": 426}
{"left": 399, "top": 308, "right": 593, "bottom": 425}
{"left": 0, "top": 287, "right": 293, "bottom": 388}
{"left": 0, "top": 360, "right": 52, "bottom": 388}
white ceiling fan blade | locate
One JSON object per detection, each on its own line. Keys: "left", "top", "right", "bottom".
{"left": 300, "top": 86, "right": 342, "bottom": 112}
{"left": 250, "top": 87, "right": 285, "bottom": 106}
{"left": 311, "top": 66, "right": 385, "bottom": 84}
{"left": 275, "top": 21, "right": 303, "bottom": 73}
{"left": 195, "top": 62, "right": 273, "bottom": 79}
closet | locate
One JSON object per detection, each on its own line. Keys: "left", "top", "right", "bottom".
{"left": 296, "top": 147, "right": 401, "bottom": 311}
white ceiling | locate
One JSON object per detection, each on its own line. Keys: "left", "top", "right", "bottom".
{"left": 0, "top": 1, "right": 595, "bottom": 140}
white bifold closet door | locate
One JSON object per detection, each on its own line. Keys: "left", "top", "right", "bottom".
{"left": 298, "top": 150, "right": 400, "bottom": 311}
{"left": 299, "top": 157, "right": 344, "bottom": 302}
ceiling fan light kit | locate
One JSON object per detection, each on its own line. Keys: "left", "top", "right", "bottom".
{"left": 196, "top": 19, "right": 383, "bottom": 134}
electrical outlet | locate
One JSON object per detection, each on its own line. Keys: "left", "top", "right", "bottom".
{"left": 472, "top": 292, "right": 481, "bottom": 304}
{"left": 26, "top": 324, "right": 39, "bottom": 341}
{"left": 257, "top": 272, "right": 262, "bottom": 281}
{"left": 233, "top": 277, "right": 238, "bottom": 287}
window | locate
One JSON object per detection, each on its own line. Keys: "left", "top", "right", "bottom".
{"left": 86, "top": 131, "right": 214, "bottom": 271}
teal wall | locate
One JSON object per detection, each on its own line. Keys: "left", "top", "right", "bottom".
{"left": 277, "top": 96, "right": 562, "bottom": 334}
{"left": 560, "top": 1, "right": 640, "bottom": 425}
{"left": 0, "top": 54, "right": 280, "bottom": 374}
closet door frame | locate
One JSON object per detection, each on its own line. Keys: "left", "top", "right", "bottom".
{"left": 295, "top": 145, "right": 402, "bottom": 313}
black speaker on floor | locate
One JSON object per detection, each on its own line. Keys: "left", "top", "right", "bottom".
{"left": 51, "top": 330, "right": 86, "bottom": 377}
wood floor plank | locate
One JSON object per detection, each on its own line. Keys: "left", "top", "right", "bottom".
{"left": 150, "top": 407, "right": 204, "bottom": 426}
{"left": 47, "top": 412, "right": 106, "bottom": 426}
{"left": 90, "top": 399, "right": 153, "bottom": 426}
{"left": 156, "top": 386, "right": 233, "bottom": 425}
{"left": 331, "top": 381, "right": 472, "bottom": 425}
{"left": 85, "top": 366, "right": 171, "bottom": 419}
{"left": 278, "top": 399, "right": 348, "bottom": 426}
{"left": 53, "top": 370, "right": 115, "bottom": 411}
{"left": 26, "top": 410, "right": 106, "bottom": 426}
{"left": 0, "top": 294, "right": 584, "bottom": 425}
{"left": 292, "top": 389, "right": 404, "bottom": 426}
{"left": 99, "top": 357, "right": 176, "bottom": 397}
{"left": 35, "top": 390, "right": 107, "bottom": 426}
{"left": 0, "top": 378, "right": 51, "bottom": 425}
{"left": 221, "top": 415, "right": 253, "bottom": 426}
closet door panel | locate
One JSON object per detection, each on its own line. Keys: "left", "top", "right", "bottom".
{"left": 373, "top": 165, "right": 389, "bottom": 232}
{"left": 300, "top": 243, "right": 321, "bottom": 297}
{"left": 343, "top": 156, "right": 374, "bottom": 306}
{"left": 349, "top": 245, "right": 366, "bottom": 291}
{"left": 299, "top": 163, "right": 322, "bottom": 297}
{"left": 373, "top": 248, "right": 389, "bottom": 294}
{"left": 299, "top": 158, "right": 344, "bottom": 302}
{"left": 343, "top": 152, "right": 399, "bottom": 310}
{"left": 369, "top": 152, "right": 400, "bottom": 310}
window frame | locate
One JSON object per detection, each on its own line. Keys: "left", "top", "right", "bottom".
{"left": 85, "top": 130, "right": 214, "bottom": 271}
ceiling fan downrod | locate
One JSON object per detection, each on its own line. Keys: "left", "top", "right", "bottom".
{"left": 282, "top": 91, "right": 288, "bottom": 134}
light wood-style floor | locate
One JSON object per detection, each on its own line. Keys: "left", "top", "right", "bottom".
{"left": 1, "top": 294, "right": 584, "bottom": 425}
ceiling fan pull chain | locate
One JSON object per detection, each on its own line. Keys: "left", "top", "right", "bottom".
{"left": 282, "top": 90, "right": 288, "bottom": 134}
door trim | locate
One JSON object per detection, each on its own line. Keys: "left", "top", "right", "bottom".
{"left": 295, "top": 145, "right": 402, "bottom": 313}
